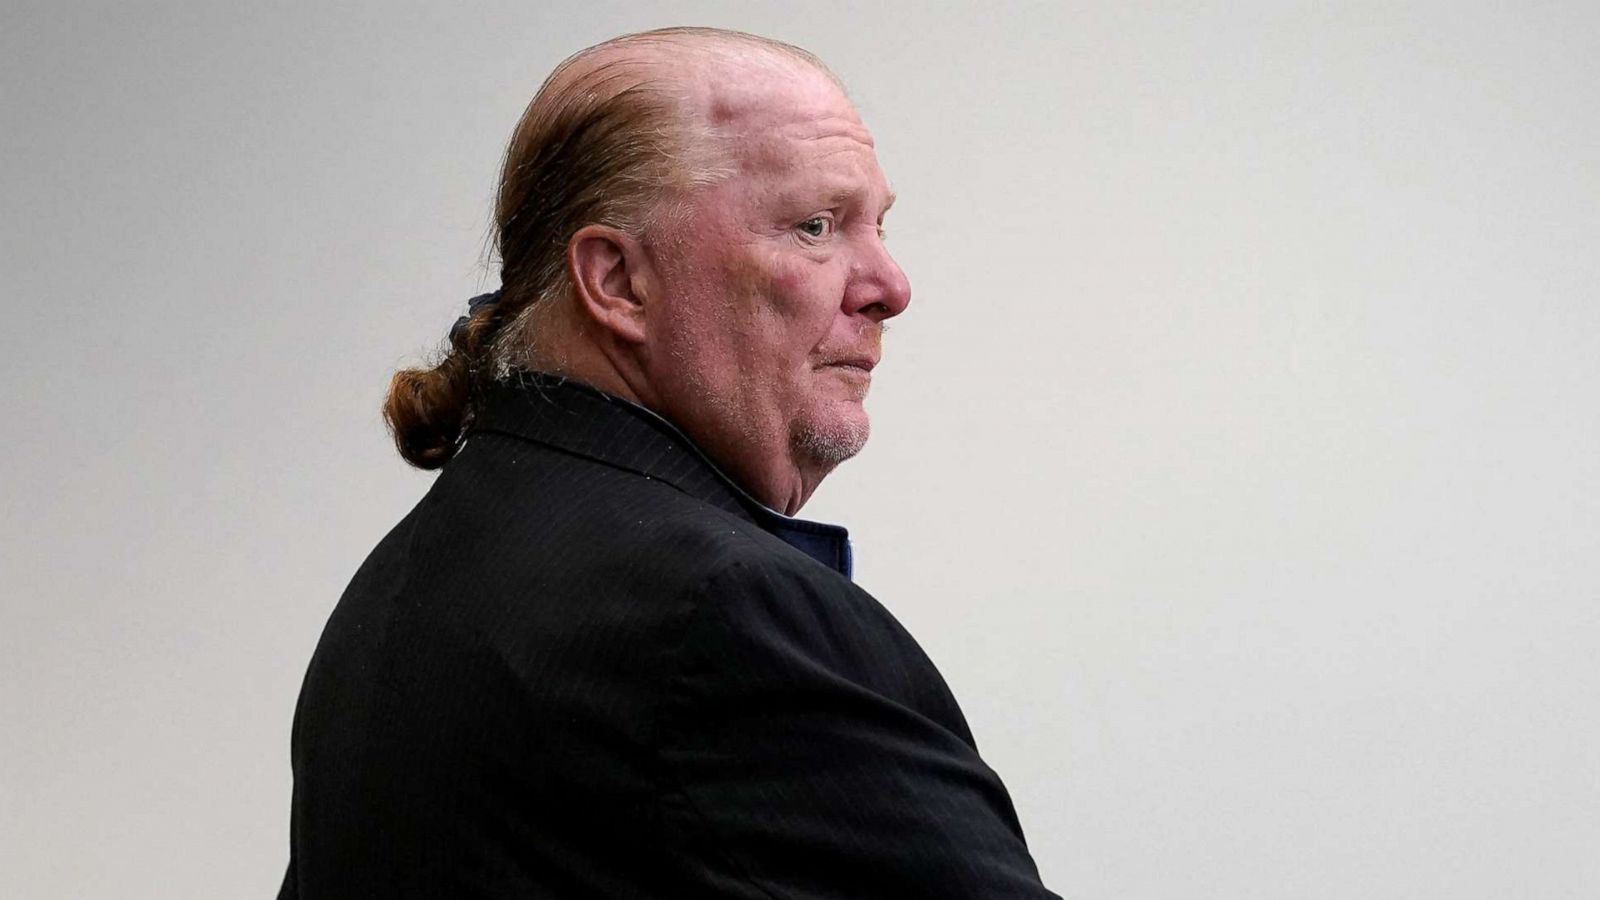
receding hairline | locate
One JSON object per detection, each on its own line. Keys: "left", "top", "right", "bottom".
{"left": 484, "top": 29, "right": 852, "bottom": 375}
{"left": 539, "top": 27, "right": 850, "bottom": 143}
{"left": 529, "top": 28, "right": 857, "bottom": 227}
{"left": 547, "top": 26, "right": 844, "bottom": 94}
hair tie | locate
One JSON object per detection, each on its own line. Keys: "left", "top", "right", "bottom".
{"left": 449, "top": 290, "right": 502, "bottom": 343}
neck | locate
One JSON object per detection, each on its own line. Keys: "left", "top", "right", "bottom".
{"left": 527, "top": 332, "right": 824, "bottom": 515}
{"left": 714, "top": 446, "right": 826, "bottom": 517}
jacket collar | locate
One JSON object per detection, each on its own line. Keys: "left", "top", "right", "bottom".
{"left": 469, "top": 371, "right": 854, "bottom": 579}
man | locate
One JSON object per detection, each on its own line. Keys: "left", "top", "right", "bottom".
{"left": 281, "top": 27, "right": 1058, "bottom": 898}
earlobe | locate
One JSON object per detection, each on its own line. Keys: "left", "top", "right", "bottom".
{"left": 568, "top": 225, "right": 648, "bottom": 344}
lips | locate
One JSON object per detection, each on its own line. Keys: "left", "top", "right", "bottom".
{"left": 819, "top": 355, "right": 878, "bottom": 373}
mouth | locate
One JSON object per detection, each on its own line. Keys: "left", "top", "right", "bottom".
{"left": 819, "top": 356, "right": 878, "bottom": 374}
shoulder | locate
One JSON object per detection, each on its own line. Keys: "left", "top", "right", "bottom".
{"left": 651, "top": 546, "right": 1049, "bottom": 897}
{"left": 396, "top": 431, "right": 878, "bottom": 671}
{"left": 417, "top": 429, "right": 761, "bottom": 587}
{"left": 673, "top": 535, "right": 975, "bottom": 746}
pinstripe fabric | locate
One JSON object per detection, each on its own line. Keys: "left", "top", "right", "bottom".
{"left": 280, "top": 373, "right": 1059, "bottom": 899}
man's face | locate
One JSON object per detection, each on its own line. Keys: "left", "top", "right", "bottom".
{"left": 641, "top": 66, "right": 911, "bottom": 507}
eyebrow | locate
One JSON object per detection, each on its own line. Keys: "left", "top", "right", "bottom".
{"left": 817, "top": 187, "right": 896, "bottom": 216}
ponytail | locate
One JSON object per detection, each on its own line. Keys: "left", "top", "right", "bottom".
{"left": 381, "top": 292, "right": 507, "bottom": 469}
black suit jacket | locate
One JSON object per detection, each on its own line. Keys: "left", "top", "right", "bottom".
{"left": 281, "top": 373, "right": 1057, "bottom": 898}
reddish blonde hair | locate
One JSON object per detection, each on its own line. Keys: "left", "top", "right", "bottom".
{"left": 382, "top": 27, "right": 833, "bottom": 469}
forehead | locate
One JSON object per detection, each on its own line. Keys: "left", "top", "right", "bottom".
{"left": 707, "top": 63, "right": 861, "bottom": 128}
{"left": 688, "top": 62, "right": 889, "bottom": 200}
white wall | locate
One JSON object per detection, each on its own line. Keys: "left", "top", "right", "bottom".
{"left": 3, "top": 2, "right": 1596, "bottom": 896}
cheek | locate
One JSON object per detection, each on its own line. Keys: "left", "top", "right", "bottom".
{"left": 716, "top": 251, "right": 795, "bottom": 343}
{"left": 692, "top": 247, "right": 845, "bottom": 372}
{"left": 778, "top": 263, "right": 850, "bottom": 355}
{"left": 767, "top": 264, "right": 816, "bottom": 310}
{"left": 739, "top": 251, "right": 840, "bottom": 331}
{"left": 723, "top": 248, "right": 782, "bottom": 302}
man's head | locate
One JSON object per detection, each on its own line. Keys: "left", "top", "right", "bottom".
{"left": 385, "top": 28, "right": 910, "bottom": 514}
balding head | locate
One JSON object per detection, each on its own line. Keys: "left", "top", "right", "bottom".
{"left": 549, "top": 34, "right": 906, "bottom": 513}
{"left": 384, "top": 28, "right": 840, "bottom": 469}
{"left": 384, "top": 28, "right": 908, "bottom": 515}
{"left": 488, "top": 29, "right": 843, "bottom": 367}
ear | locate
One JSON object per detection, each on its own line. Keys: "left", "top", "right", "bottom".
{"left": 567, "top": 224, "right": 650, "bottom": 344}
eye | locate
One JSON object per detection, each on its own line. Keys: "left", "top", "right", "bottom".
{"left": 796, "top": 215, "right": 833, "bottom": 239}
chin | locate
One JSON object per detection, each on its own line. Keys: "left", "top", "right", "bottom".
{"left": 792, "top": 408, "right": 871, "bottom": 468}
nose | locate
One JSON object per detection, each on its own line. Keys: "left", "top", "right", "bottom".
{"left": 843, "top": 233, "right": 912, "bottom": 322}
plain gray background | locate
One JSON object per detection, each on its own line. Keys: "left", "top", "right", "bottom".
{"left": 3, "top": 1, "right": 1597, "bottom": 897}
